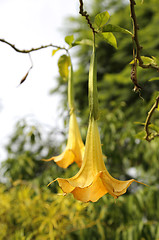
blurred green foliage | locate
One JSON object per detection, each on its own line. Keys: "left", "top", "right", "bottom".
{"left": 0, "top": 182, "right": 159, "bottom": 240}
{"left": 1, "top": 0, "right": 159, "bottom": 239}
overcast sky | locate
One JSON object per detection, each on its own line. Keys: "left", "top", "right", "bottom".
{"left": 0, "top": 0, "right": 79, "bottom": 161}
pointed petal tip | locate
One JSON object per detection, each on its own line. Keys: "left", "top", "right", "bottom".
{"left": 47, "top": 179, "right": 56, "bottom": 187}
{"left": 41, "top": 157, "right": 54, "bottom": 162}
{"left": 134, "top": 179, "right": 149, "bottom": 187}
{"left": 100, "top": 171, "right": 147, "bottom": 198}
{"left": 54, "top": 149, "right": 75, "bottom": 168}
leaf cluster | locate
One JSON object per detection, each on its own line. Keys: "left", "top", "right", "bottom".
{"left": 0, "top": 182, "right": 159, "bottom": 240}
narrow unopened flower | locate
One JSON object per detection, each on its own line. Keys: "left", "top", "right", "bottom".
{"left": 50, "top": 117, "right": 144, "bottom": 202}
{"left": 43, "top": 57, "right": 85, "bottom": 168}
{"left": 43, "top": 112, "right": 85, "bottom": 168}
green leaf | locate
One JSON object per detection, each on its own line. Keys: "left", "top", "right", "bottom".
{"left": 102, "top": 24, "right": 132, "bottom": 36}
{"left": 149, "top": 123, "right": 159, "bottom": 132}
{"left": 156, "top": 224, "right": 159, "bottom": 239}
{"left": 152, "top": 56, "right": 159, "bottom": 66}
{"left": 130, "top": 56, "right": 158, "bottom": 66}
{"left": 94, "top": 11, "right": 110, "bottom": 29}
{"left": 52, "top": 48, "right": 60, "bottom": 56}
{"left": 134, "top": 122, "right": 145, "bottom": 126}
{"left": 58, "top": 55, "right": 71, "bottom": 81}
{"left": 135, "top": 131, "right": 145, "bottom": 139}
{"left": 65, "top": 35, "right": 74, "bottom": 46}
{"left": 141, "top": 56, "right": 156, "bottom": 65}
{"left": 97, "top": 223, "right": 105, "bottom": 240}
{"left": 149, "top": 77, "right": 159, "bottom": 81}
{"left": 98, "top": 32, "right": 117, "bottom": 49}
{"left": 72, "top": 39, "right": 94, "bottom": 47}
{"left": 129, "top": 58, "right": 138, "bottom": 65}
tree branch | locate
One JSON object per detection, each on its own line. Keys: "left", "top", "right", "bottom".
{"left": 144, "top": 96, "right": 159, "bottom": 142}
{"left": 129, "top": 0, "right": 159, "bottom": 71}
{"left": 0, "top": 38, "right": 69, "bottom": 85}
{"left": 79, "top": 0, "right": 96, "bottom": 33}
{"left": 0, "top": 38, "right": 68, "bottom": 54}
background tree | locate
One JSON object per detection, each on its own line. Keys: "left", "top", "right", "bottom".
{"left": 0, "top": 0, "right": 159, "bottom": 239}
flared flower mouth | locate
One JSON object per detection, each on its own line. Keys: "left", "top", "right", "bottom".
{"left": 43, "top": 112, "right": 85, "bottom": 168}
{"left": 50, "top": 117, "right": 144, "bottom": 202}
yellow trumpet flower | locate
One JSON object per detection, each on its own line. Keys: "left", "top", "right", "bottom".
{"left": 51, "top": 117, "right": 144, "bottom": 202}
{"left": 43, "top": 112, "right": 85, "bottom": 168}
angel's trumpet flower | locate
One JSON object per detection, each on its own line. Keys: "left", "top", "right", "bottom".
{"left": 51, "top": 117, "right": 143, "bottom": 202}
{"left": 43, "top": 112, "right": 84, "bottom": 168}
{"left": 43, "top": 61, "right": 84, "bottom": 168}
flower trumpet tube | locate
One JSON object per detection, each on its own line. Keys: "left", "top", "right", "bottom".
{"left": 43, "top": 112, "right": 85, "bottom": 168}
{"left": 43, "top": 62, "right": 85, "bottom": 168}
{"left": 51, "top": 117, "right": 144, "bottom": 202}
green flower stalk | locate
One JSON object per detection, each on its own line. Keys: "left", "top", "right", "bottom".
{"left": 89, "top": 34, "right": 99, "bottom": 120}
{"left": 68, "top": 62, "right": 74, "bottom": 112}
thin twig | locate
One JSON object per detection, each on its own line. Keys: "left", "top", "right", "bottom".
{"left": 79, "top": 0, "right": 96, "bottom": 33}
{"left": 130, "top": 0, "right": 141, "bottom": 90}
{"left": 0, "top": 38, "right": 68, "bottom": 85}
{"left": 0, "top": 38, "right": 68, "bottom": 54}
{"left": 131, "top": 61, "right": 142, "bottom": 92}
{"left": 144, "top": 96, "right": 159, "bottom": 142}
{"left": 130, "top": 0, "right": 159, "bottom": 71}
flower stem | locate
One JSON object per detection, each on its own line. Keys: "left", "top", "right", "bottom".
{"left": 68, "top": 62, "right": 74, "bottom": 112}
{"left": 89, "top": 33, "right": 99, "bottom": 120}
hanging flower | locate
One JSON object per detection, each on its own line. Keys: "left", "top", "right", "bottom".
{"left": 43, "top": 112, "right": 85, "bottom": 168}
{"left": 50, "top": 117, "right": 144, "bottom": 202}
{"left": 43, "top": 57, "right": 85, "bottom": 168}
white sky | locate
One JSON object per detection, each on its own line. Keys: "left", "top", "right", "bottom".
{"left": 0, "top": 0, "right": 79, "bottom": 161}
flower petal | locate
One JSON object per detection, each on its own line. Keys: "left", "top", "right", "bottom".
{"left": 53, "top": 149, "right": 75, "bottom": 168}
{"left": 57, "top": 178, "right": 75, "bottom": 193}
{"left": 71, "top": 172, "right": 108, "bottom": 202}
{"left": 56, "top": 172, "right": 108, "bottom": 202}
{"left": 49, "top": 117, "right": 145, "bottom": 202}
{"left": 100, "top": 170, "right": 142, "bottom": 198}
{"left": 43, "top": 149, "right": 75, "bottom": 169}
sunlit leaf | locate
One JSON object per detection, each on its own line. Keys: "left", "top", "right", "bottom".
{"left": 130, "top": 56, "right": 158, "bottom": 66}
{"left": 102, "top": 24, "right": 132, "bottom": 36}
{"left": 98, "top": 32, "right": 117, "bottom": 49}
{"left": 73, "top": 39, "right": 94, "bottom": 47}
{"left": 141, "top": 56, "right": 157, "bottom": 65}
{"left": 149, "top": 77, "right": 159, "bottom": 81}
{"left": 58, "top": 55, "right": 71, "bottom": 81}
{"left": 65, "top": 35, "right": 74, "bottom": 46}
{"left": 94, "top": 11, "right": 110, "bottom": 29}
{"left": 129, "top": 58, "right": 138, "bottom": 65}
{"left": 52, "top": 48, "right": 60, "bottom": 56}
